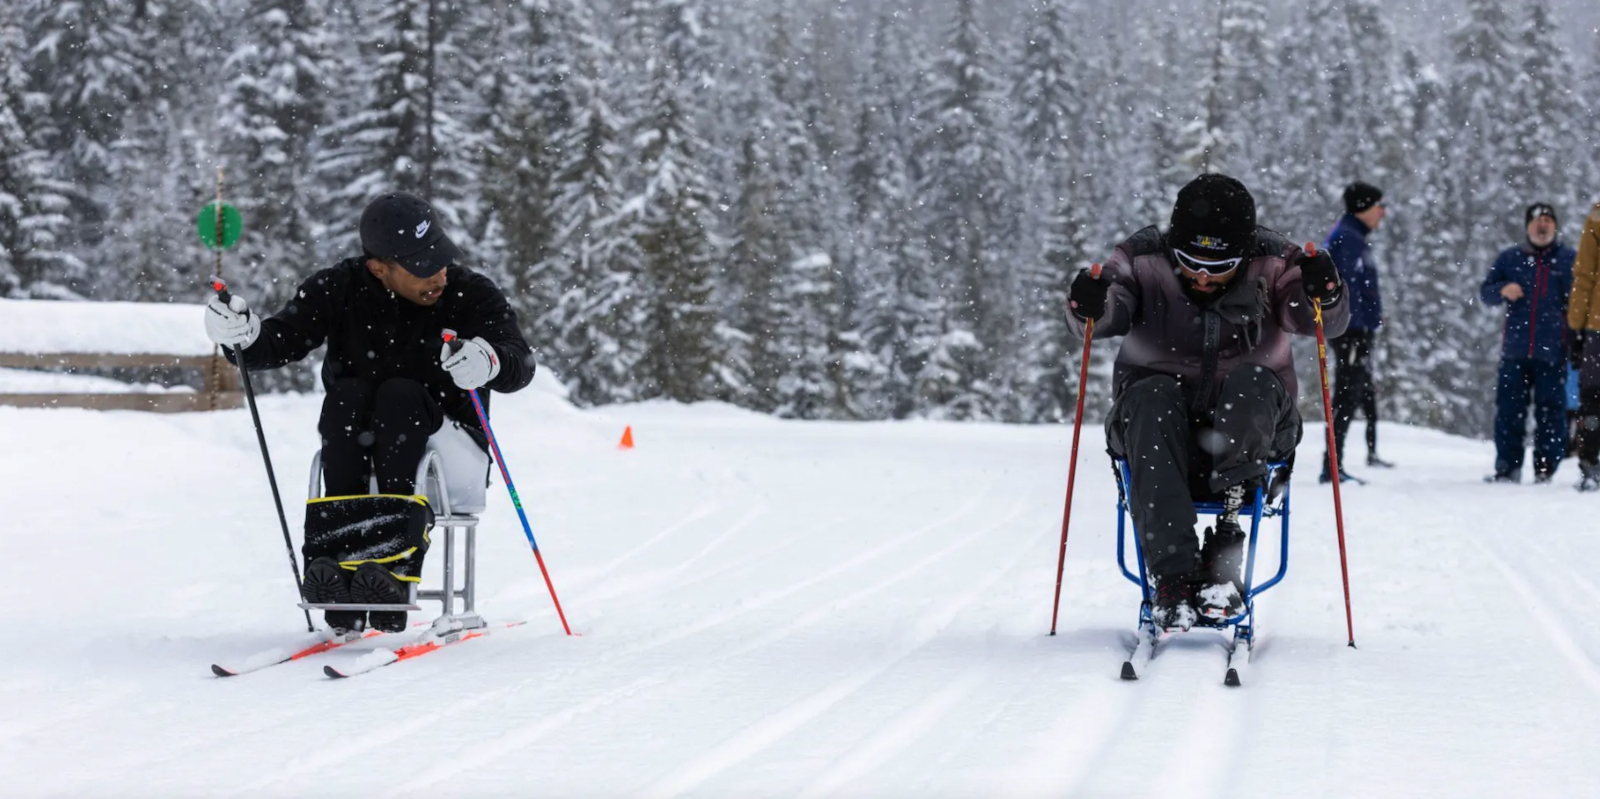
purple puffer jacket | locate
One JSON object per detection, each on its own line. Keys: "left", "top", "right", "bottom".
{"left": 1066, "top": 226, "right": 1350, "bottom": 412}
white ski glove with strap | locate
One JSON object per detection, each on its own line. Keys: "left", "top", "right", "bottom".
{"left": 205, "top": 294, "right": 261, "bottom": 349}
{"left": 441, "top": 336, "right": 501, "bottom": 390}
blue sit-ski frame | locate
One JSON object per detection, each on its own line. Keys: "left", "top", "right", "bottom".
{"left": 1113, "top": 458, "right": 1292, "bottom": 650}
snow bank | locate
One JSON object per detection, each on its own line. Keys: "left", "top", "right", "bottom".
{"left": 0, "top": 297, "right": 213, "bottom": 356}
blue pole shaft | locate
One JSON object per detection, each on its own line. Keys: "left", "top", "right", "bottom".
{"left": 465, "top": 388, "right": 573, "bottom": 635}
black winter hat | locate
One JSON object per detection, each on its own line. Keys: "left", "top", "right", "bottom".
{"left": 1344, "top": 181, "right": 1384, "bottom": 214}
{"left": 359, "top": 192, "right": 461, "bottom": 278}
{"left": 1525, "top": 202, "right": 1557, "bottom": 226}
{"left": 1168, "top": 173, "right": 1257, "bottom": 261}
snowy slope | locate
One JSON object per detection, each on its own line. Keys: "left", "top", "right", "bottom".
{"left": 1, "top": 373, "right": 1597, "bottom": 798}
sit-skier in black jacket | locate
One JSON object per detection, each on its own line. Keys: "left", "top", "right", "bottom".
{"left": 205, "top": 192, "right": 534, "bottom": 632}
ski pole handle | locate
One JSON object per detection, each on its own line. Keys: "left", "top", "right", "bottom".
{"left": 442, "top": 328, "right": 464, "bottom": 355}
{"left": 211, "top": 278, "right": 233, "bottom": 306}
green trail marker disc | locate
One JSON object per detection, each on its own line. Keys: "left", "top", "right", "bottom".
{"left": 196, "top": 201, "right": 243, "bottom": 250}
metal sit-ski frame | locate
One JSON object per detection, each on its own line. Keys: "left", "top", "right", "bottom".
{"left": 1113, "top": 458, "right": 1292, "bottom": 653}
{"left": 299, "top": 447, "right": 486, "bottom": 632}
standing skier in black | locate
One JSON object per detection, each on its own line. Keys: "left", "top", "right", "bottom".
{"left": 1322, "top": 181, "right": 1391, "bottom": 482}
{"left": 1066, "top": 174, "right": 1348, "bottom": 630}
{"left": 204, "top": 192, "right": 535, "bottom": 632}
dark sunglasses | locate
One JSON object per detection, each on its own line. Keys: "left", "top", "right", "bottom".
{"left": 1173, "top": 249, "right": 1243, "bottom": 277}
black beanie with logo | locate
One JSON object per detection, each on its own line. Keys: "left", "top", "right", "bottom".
{"left": 1168, "top": 173, "right": 1257, "bottom": 261}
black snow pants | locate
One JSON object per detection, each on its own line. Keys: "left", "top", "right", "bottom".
{"left": 1577, "top": 343, "right": 1600, "bottom": 476}
{"left": 1329, "top": 328, "right": 1377, "bottom": 464}
{"left": 1106, "top": 366, "right": 1302, "bottom": 582}
{"left": 318, "top": 377, "right": 445, "bottom": 496}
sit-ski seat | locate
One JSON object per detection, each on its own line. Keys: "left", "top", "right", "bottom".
{"left": 299, "top": 421, "right": 491, "bottom": 630}
{"left": 1112, "top": 458, "right": 1293, "bottom": 646}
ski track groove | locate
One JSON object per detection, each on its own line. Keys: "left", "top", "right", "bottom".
{"left": 221, "top": 630, "right": 565, "bottom": 798}
{"left": 1519, "top": 534, "right": 1600, "bottom": 609}
{"left": 1472, "top": 537, "right": 1600, "bottom": 703}
{"left": 399, "top": 494, "right": 1035, "bottom": 795}
{"left": 557, "top": 501, "right": 724, "bottom": 593}
{"left": 240, "top": 480, "right": 1013, "bottom": 795}
{"left": 993, "top": 659, "right": 1147, "bottom": 798}
{"left": 576, "top": 504, "right": 774, "bottom": 604}
{"left": 391, "top": 674, "right": 673, "bottom": 798}
{"left": 633, "top": 499, "right": 1040, "bottom": 799}
{"left": 791, "top": 669, "right": 988, "bottom": 799}
{"left": 1146, "top": 633, "right": 1249, "bottom": 799}
{"left": 572, "top": 477, "right": 1006, "bottom": 666}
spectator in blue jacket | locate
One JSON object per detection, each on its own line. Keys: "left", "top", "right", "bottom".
{"left": 1321, "top": 181, "right": 1389, "bottom": 484}
{"left": 1480, "top": 203, "right": 1577, "bottom": 483}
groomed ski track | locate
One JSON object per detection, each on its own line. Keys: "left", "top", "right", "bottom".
{"left": 3, "top": 372, "right": 1598, "bottom": 797}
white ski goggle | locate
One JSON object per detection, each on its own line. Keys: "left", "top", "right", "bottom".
{"left": 1173, "top": 249, "right": 1242, "bottom": 278}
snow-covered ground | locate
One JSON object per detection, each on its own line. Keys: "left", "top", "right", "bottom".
{"left": 2, "top": 372, "right": 1597, "bottom": 798}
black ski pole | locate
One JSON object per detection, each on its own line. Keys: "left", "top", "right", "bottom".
{"left": 211, "top": 278, "right": 312, "bottom": 632}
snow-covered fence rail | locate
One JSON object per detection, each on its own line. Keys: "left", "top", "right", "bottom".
{"left": 0, "top": 298, "right": 242, "bottom": 412}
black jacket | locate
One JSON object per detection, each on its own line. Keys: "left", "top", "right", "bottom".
{"left": 229, "top": 258, "right": 535, "bottom": 431}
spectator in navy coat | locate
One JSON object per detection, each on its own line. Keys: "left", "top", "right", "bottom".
{"left": 1321, "top": 182, "right": 1390, "bottom": 484}
{"left": 1480, "top": 203, "right": 1577, "bottom": 483}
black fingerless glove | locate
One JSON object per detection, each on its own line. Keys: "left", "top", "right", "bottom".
{"left": 1300, "top": 250, "right": 1341, "bottom": 304}
{"left": 1068, "top": 269, "right": 1110, "bottom": 321}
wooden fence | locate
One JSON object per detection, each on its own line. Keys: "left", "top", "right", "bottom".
{"left": 0, "top": 351, "right": 243, "bottom": 412}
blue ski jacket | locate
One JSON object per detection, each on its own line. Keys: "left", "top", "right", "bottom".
{"left": 1480, "top": 239, "right": 1576, "bottom": 363}
{"left": 1324, "top": 214, "right": 1382, "bottom": 331}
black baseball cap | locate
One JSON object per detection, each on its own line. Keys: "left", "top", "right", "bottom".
{"left": 359, "top": 192, "right": 461, "bottom": 278}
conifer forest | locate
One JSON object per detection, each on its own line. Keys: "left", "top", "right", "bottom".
{"left": 3, "top": 0, "right": 1598, "bottom": 437}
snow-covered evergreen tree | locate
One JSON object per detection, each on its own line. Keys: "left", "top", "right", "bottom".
{"left": 315, "top": 0, "right": 484, "bottom": 259}
{"left": 99, "top": 0, "right": 219, "bottom": 303}
{"left": 1507, "top": 0, "right": 1579, "bottom": 211}
{"left": 0, "top": 5, "right": 76, "bottom": 299}
{"left": 476, "top": 0, "right": 587, "bottom": 366}
{"left": 544, "top": 6, "right": 635, "bottom": 407}
{"left": 913, "top": 0, "right": 1017, "bottom": 420}
{"left": 617, "top": 0, "right": 725, "bottom": 403}
{"left": 216, "top": 0, "right": 333, "bottom": 310}
{"left": 22, "top": 0, "right": 149, "bottom": 295}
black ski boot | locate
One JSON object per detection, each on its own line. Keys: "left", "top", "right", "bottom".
{"left": 303, "top": 557, "right": 364, "bottom": 633}
{"left": 1319, "top": 466, "right": 1363, "bottom": 485}
{"left": 1579, "top": 461, "right": 1600, "bottom": 493}
{"left": 1366, "top": 452, "right": 1395, "bottom": 468}
{"left": 1150, "top": 575, "right": 1197, "bottom": 632}
{"left": 351, "top": 562, "right": 409, "bottom": 633}
{"left": 302, "top": 557, "right": 350, "bottom": 604}
{"left": 1197, "top": 483, "right": 1251, "bottom": 620}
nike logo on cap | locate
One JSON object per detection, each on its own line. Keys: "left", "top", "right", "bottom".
{"left": 415, "top": 220, "right": 430, "bottom": 238}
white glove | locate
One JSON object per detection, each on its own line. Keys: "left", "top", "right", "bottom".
{"left": 441, "top": 336, "right": 501, "bottom": 390}
{"left": 205, "top": 294, "right": 261, "bottom": 349}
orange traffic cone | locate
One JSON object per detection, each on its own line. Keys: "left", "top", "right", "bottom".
{"left": 618, "top": 425, "right": 634, "bottom": 449}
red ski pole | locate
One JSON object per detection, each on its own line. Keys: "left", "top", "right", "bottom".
{"left": 443, "top": 330, "right": 574, "bottom": 635}
{"left": 1307, "top": 242, "right": 1356, "bottom": 648}
{"left": 1050, "top": 263, "right": 1102, "bottom": 636}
